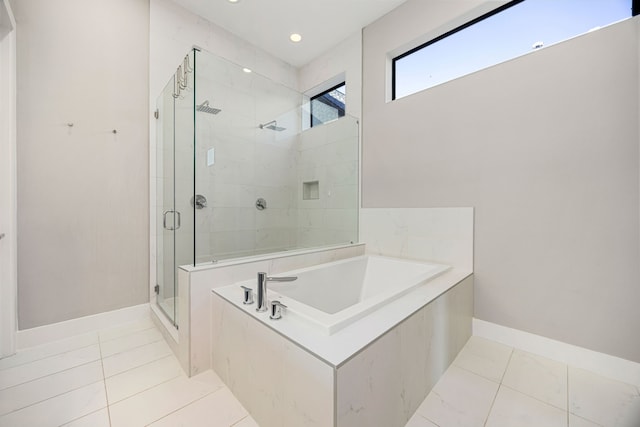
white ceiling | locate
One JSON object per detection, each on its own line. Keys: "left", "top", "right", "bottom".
{"left": 172, "top": 0, "right": 408, "bottom": 67}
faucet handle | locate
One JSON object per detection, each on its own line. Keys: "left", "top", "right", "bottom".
{"left": 240, "top": 286, "right": 254, "bottom": 305}
{"left": 269, "top": 300, "right": 287, "bottom": 320}
{"left": 267, "top": 275, "right": 297, "bottom": 282}
{"left": 258, "top": 272, "right": 297, "bottom": 282}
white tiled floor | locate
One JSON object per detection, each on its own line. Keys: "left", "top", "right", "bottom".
{"left": 2, "top": 320, "right": 639, "bottom": 427}
{"left": 0, "top": 317, "right": 257, "bottom": 427}
{"left": 408, "top": 336, "right": 640, "bottom": 427}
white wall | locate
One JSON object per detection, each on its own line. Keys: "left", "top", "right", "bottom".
{"left": 0, "top": 0, "right": 17, "bottom": 356}
{"left": 298, "top": 31, "right": 362, "bottom": 119}
{"left": 362, "top": 1, "right": 640, "bottom": 363}
{"left": 13, "top": 0, "right": 150, "bottom": 329}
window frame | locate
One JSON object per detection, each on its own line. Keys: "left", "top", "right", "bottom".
{"left": 391, "top": 0, "right": 639, "bottom": 101}
{"left": 310, "top": 81, "right": 346, "bottom": 128}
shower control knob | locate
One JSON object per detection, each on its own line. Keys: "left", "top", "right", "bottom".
{"left": 270, "top": 300, "right": 287, "bottom": 320}
{"left": 255, "top": 198, "right": 267, "bottom": 210}
{"left": 241, "top": 286, "right": 254, "bottom": 305}
{"left": 191, "top": 194, "right": 207, "bottom": 209}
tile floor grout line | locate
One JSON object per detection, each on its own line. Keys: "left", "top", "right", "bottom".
{"left": 0, "top": 341, "right": 100, "bottom": 373}
{"left": 483, "top": 383, "right": 503, "bottom": 427}
{"left": 229, "top": 415, "right": 250, "bottom": 427}
{"left": 97, "top": 337, "right": 113, "bottom": 427}
{"left": 100, "top": 336, "right": 165, "bottom": 360}
{"left": 483, "top": 347, "right": 514, "bottom": 427}
{"left": 103, "top": 353, "right": 175, "bottom": 380}
{"left": 422, "top": 413, "right": 442, "bottom": 427}
{"left": 569, "top": 412, "right": 605, "bottom": 427}
{"left": 498, "top": 347, "right": 514, "bottom": 384}
{"left": 106, "top": 370, "right": 188, "bottom": 407}
{"left": 0, "top": 358, "right": 101, "bottom": 394}
{"left": 499, "top": 383, "right": 568, "bottom": 413}
{"left": 0, "top": 379, "right": 106, "bottom": 419}
{"left": 420, "top": 388, "right": 447, "bottom": 427}
{"left": 98, "top": 324, "right": 158, "bottom": 345}
{"left": 55, "top": 407, "right": 108, "bottom": 427}
{"left": 142, "top": 387, "right": 228, "bottom": 426}
{"left": 453, "top": 364, "right": 502, "bottom": 386}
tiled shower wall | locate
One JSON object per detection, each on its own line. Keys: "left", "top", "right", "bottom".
{"left": 194, "top": 112, "right": 360, "bottom": 262}
{"left": 191, "top": 52, "right": 359, "bottom": 262}
{"left": 297, "top": 117, "right": 359, "bottom": 248}
{"left": 193, "top": 56, "right": 302, "bottom": 262}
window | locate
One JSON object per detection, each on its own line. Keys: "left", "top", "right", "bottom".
{"left": 310, "top": 82, "right": 346, "bottom": 127}
{"left": 392, "top": 0, "right": 636, "bottom": 100}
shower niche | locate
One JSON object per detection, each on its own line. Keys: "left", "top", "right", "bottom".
{"left": 154, "top": 48, "right": 359, "bottom": 327}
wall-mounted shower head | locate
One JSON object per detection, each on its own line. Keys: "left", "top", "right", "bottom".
{"left": 196, "top": 100, "right": 221, "bottom": 115}
{"left": 259, "top": 120, "right": 286, "bottom": 131}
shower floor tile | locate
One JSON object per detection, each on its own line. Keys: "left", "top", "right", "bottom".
{"left": 1, "top": 319, "right": 638, "bottom": 427}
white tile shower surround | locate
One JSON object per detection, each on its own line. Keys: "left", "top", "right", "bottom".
{"left": 2, "top": 320, "right": 638, "bottom": 427}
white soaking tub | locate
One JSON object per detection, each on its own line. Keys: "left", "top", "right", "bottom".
{"left": 233, "top": 255, "right": 450, "bottom": 334}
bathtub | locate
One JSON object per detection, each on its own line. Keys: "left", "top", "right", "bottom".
{"left": 234, "top": 255, "right": 450, "bottom": 334}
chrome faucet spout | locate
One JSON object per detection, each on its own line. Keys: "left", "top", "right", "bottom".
{"left": 256, "top": 272, "right": 297, "bottom": 312}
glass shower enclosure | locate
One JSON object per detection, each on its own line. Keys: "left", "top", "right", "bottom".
{"left": 154, "top": 48, "right": 359, "bottom": 327}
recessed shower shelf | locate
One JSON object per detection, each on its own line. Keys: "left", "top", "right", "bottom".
{"left": 303, "top": 181, "right": 319, "bottom": 200}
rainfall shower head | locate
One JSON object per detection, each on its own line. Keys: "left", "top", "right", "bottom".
{"left": 259, "top": 120, "right": 286, "bottom": 131}
{"left": 196, "top": 100, "right": 221, "bottom": 115}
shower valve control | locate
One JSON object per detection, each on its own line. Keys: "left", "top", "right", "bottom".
{"left": 191, "top": 194, "right": 207, "bottom": 209}
{"left": 255, "top": 198, "right": 267, "bottom": 210}
{"left": 241, "top": 286, "right": 254, "bottom": 305}
{"left": 269, "top": 300, "right": 287, "bottom": 320}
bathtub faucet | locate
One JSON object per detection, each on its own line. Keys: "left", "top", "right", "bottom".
{"left": 256, "top": 272, "right": 297, "bottom": 312}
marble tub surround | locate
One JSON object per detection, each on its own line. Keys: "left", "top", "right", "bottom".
{"left": 211, "top": 294, "right": 334, "bottom": 427}
{"left": 211, "top": 273, "right": 473, "bottom": 427}
{"left": 360, "top": 207, "right": 474, "bottom": 270}
{"left": 170, "top": 244, "right": 365, "bottom": 375}
{"left": 213, "top": 265, "right": 471, "bottom": 366}
{"left": 336, "top": 276, "right": 472, "bottom": 427}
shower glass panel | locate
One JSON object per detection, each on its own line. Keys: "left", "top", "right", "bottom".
{"left": 192, "top": 49, "right": 359, "bottom": 263}
{"left": 154, "top": 47, "right": 358, "bottom": 326}
{"left": 154, "top": 51, "right": 195, "bottom": 327}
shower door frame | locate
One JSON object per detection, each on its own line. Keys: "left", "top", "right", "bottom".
{"left": 155, "top": 76, "right": 180, "bottom": 329}
{"left": 154, "top": 49, "right": 197, "bottom": 330}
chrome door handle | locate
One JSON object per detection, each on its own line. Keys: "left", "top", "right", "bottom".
{"left": 163, "top": 210, "right": 175, "bottom": 231}
{"left": 162, "top": 211, "right": 181, "bottom": 231}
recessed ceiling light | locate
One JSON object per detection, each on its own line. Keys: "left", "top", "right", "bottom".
{"left": 242, "top": 68, "right": 252, "bottom": 73}
{"left": 228, "top": 0, "right": 239, "bottom": 3}
{"left": 289, "top": 33, "right": 302, "bottom": 43}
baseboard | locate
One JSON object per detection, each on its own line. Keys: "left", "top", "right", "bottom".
{"left": 473, "top": 318, "right": 640, "bottom": 387}
{"left": 16, "top": 303, "right": 150, "bottom": 349}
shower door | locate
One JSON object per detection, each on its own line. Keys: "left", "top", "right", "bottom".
{"left": 155, "top": 76, "right": 178, "bottom": 326}
{"left": 155, "top": 55, "right": 196, "bottom": 328}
